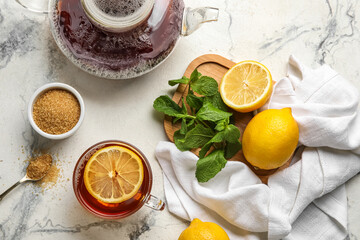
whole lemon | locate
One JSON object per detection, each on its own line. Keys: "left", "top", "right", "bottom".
{"left": 242, "top": 108, "right": 299, "bottom": 170}
{"left": 178, "top": 219, "right": 230, "bottom": 240}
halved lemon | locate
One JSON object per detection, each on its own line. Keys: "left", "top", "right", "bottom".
{"left": 220, "top": 60, "right": 273, "bottom": 113}
{"left": 84, "top": 146, "right": 144, "bottom": 203}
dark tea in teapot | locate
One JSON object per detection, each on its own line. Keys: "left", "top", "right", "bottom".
{"left": 53, "top": 0, "right": 184, "bottom": 78}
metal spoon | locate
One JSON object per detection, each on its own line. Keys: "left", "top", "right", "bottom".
{"left": 0, "top": 154, "right": 53, "bottom": 201}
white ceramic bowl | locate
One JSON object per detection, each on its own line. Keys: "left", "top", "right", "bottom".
{"left": 28, "top": 82, "right": 85, "bottom": 140}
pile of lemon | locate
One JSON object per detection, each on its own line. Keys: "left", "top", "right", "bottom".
{"left": 220, "top": 60, "right": 299, "bottom": 170}
{"left": 179, "top": 61, "right": 299, "bottom": 240}
{"left": 179, "top": 219, "right": 229, "bottom": 240}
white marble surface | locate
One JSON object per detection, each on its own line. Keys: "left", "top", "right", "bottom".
{"left": 0, "top": 0, "right": 360, "bottom": 239}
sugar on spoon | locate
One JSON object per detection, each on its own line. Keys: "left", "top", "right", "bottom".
{"left": 0, "top": 154, "right": 53, "bottom": 201}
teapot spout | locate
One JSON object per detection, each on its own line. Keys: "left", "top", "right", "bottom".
{"left": 181, "top": 7, "right": 219, "bottom": 36}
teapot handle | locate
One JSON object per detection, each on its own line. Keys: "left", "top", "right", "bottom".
{"left": 181, "top": 7, "right": 219, "bottom": 36}
{"left": 14, "top": 0, "right": 49, "bottom": 14}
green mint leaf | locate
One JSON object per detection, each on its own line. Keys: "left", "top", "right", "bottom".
{"left": 199, "top": 130, "right": 227, "bottom": 158}
{"left": 209, "top": 131, "right": 226, "bottom": 143}
{"left": 180, "top": 119, "right": 187, "bottom": 135}
{"left": 190, "top": 76, "right": 218, "bottom": 96}
{"left": 224, "top": 141, "right": 242, "bottom": 159}
{"left": 190, "top": 69, "right": 202, "bottom": 82}
{"left": 199, "top": 124, "right": 242, "bottom": 159}
{"left": 174, "top": 130, "right": 191, "bottom": 151}
{"left": 196, "top": 150, "right": 227, "bottom": 182}
{"left": 214, "top": 118, "right": 229, "bottom": 132}
{"left": 184, "top": 124, "right": 214, "bottom": 149}
{"left": 168, "top": 76, "right": 190, "bottom": 86}
{"left": 181, "top": 98, "right": 188, "bottom": 115}
{"left": 196, "top": 102, "right": 232, "bottom": 122}
{"left": 199, "top": 143, "right": 212, "bottom": 158}
{"left": 199, "top": 124, "right": 241, "bottom": 158}
{"left": 204, "top": 92, "right": 228, "bottom": 112}
{"left": 173, "top": 117, "right": 181, "bottom": 124}
{"left": 153, "top": 95, "right": 186, "bottom": 118}
{"left": 223, "top": 124, "right": 241, "bottom": 143}
{"left": 187, "top": 119, "right": 195, "bottom": 129}
{"left": 186, "top": 91, "right": 203, "bottom": 111}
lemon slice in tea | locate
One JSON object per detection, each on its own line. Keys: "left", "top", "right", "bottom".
{"left": 84, "top": 146, "right": 144, "bottom": 203}
{"left": 220, "top": 60, "right": 273, "bottom": 113}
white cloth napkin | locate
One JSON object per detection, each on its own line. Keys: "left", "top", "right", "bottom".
{"left": 155, "top": 55, "right": 360, "bottom": 239}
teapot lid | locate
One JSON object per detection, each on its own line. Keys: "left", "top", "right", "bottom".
{"left": 81, "top": 0, "right": 155, "bottom": 32}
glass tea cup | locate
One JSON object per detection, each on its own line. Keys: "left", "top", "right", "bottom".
{"left": 73, "top": 140, "right": 165, "bottom": 219}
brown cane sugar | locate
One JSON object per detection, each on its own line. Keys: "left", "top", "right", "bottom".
{"left": 38, "top": 161, "right": 60, "bottom": 191}
{"left": 33, "top": 89, "right": 80, "bottom": 135}
{"left": 27, "top": 154, "right": 53, "bottom": 180}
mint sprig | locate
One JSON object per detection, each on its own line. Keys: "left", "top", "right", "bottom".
{"left": 153, "top": 69, "right": 242, "bottom": 182}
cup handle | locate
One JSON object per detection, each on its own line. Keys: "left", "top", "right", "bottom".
{"left": 144, "top": 194, "right": 166, "bottom": 211}
{"left": 181, "top": 7, "right": 219, "bottom": 36}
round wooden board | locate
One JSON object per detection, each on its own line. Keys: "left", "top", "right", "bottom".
{"left": 163, "top": 54, "right": 290, "bottom": 184}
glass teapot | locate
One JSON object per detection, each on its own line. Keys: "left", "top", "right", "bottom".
{"left": 16, "top": 0, "right": 219, "bottom": 79}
